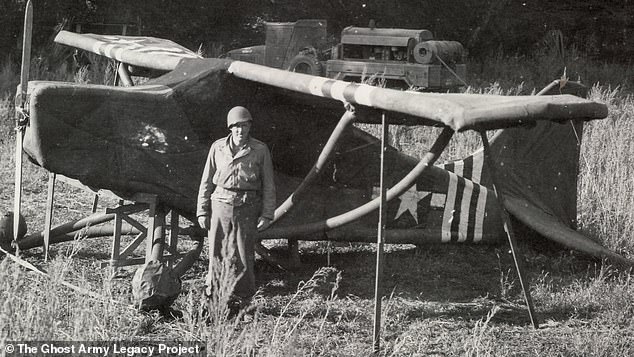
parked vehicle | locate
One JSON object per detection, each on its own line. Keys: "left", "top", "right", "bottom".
{"left": 226, "top": 19, "right": 467, "bottom": 90}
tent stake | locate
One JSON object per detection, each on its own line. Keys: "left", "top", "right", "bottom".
{"left": 480, "top": 131, "right": 539, "bottom": 329}
{"left": 43, "top": 172, "right": 56, "bottom": 261}
{"left": 373, "top": 112, "right": 389, "bottom": 353}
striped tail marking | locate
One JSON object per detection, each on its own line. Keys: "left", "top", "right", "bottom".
{"left": 440, "top": 152, "right": 488, "bottom": 242}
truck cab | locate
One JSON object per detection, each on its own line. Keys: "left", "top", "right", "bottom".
{"left": 226, "top": 19, "right": 327, "bottom": 72}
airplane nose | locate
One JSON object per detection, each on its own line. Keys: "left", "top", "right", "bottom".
{"left": 21, "top": 80, "right": 210, "bottom": 216}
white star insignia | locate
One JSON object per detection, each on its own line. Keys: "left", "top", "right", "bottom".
{"left": 373, "top": 185, "right": 430, "bottom": 224}
{"left": 394, "top": 185, "right": 430, "bottom": 224}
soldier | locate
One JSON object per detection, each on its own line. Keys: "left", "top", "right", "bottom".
{"left": 196, "top": 106, "right": 275, "bottom": 313}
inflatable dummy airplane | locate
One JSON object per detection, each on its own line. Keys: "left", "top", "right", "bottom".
{"left": 2, "top": 2, "right": 631, "bottom": 325}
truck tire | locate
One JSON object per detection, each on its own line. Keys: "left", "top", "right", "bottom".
{"left": 288, "top": 54, "right": 322, "bottom": 76}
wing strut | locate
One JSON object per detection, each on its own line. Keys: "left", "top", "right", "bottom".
{"left": 269, "top": 104, "right": 357, "bottom": 267}
{"left": 258, "top": 127, "right": 454, "bottom": 239}
{"left": 272, "top": 105, "right": 357, "bottom": 223}
{"left": 116, "top": 63, "right": 134, "bottom": 87}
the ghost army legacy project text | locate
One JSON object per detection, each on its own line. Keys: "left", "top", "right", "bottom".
{"left": 3, "top": 341, "right": 205, "bottom": 356}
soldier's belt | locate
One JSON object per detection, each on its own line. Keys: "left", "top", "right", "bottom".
{"left": 212, "top": 187, "right": 261, "bottom": 206}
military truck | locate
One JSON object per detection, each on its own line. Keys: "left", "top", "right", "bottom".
{"left": 226, "top": 19, "right": 466, "bottom": 91}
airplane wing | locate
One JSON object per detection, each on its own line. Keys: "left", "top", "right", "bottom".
{"left": 54, "top": 31, "right": 608, "bottom": 131}
{"left": 55, "top": 30, "right": 202, "bottom": 72}
{"left": 228, "top": 61, "right": 607, "bottom": 131}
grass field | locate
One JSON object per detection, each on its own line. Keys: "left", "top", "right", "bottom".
{"left": 1, "top": 51, "right": 633, "bottom": 356}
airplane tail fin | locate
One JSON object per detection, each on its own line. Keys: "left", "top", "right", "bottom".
{"left": 478, "top": 119, "right": 582, "bottom": 229}
{"left": 441, "top": 82, "right": 586, "bottom": 230}
{"left": 441, "top": 82, "right": 632, "bottom": 265}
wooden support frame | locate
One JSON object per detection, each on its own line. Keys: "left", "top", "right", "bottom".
{"left": 100, "top": 193, "right": 182, "bottom": 268}
{"left": 91, "top": 194, "right": 99, "bottom": 213}
{"left": 102, "top": 202, "right": 150, "bottom": 268}
{"left": 36, "top": 173, "right": 178, "bottom": 268}
{"left": 34, "top": 173, "right": 183, "bottom": 269}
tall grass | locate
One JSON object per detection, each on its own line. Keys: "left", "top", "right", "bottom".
{"left": 468, "top": 42, "right": 634, "bottom": 93}
{"left": 0, "top": 238, "right": 348, "bottom": 356}
{"left": 463, "top": 306, "right": 499, "bottom": 357}
{"left": 578, "top": 86, "right": 634, "bottom": 257}
{"left": 0, "top": 92, "right": 14, "bottom": 148}
{"left": 0, "top": 58, "right": 18, "bottom": 99}
{"left": 198, "top": 237, "right": 261, "bottom": 356}
{"left": 0, "top": 247, "right": 143, "bottom": 341}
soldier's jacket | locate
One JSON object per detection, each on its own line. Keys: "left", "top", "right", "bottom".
{"left": 197, "top": 134, "right": 276, "bottom": 219}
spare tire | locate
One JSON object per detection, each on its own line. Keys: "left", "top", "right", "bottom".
{"left": 413, "top": 41, "right": 464, "bottom": 65}
{"left": 288, "top": 54, "right": 322, "bottom": 76}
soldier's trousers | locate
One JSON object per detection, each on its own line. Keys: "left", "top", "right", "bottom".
{"left": 205, "top": 199, "right": 258, "bottom": 300}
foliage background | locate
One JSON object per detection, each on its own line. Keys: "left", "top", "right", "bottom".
{"left": 1, "top": 0, "right": 633, "bottom": 62}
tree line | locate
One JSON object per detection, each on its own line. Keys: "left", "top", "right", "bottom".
{"left": 2, "top": 0, "right": 632, "bottom": 62}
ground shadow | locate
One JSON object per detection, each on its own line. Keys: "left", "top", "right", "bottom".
{"left": 254, "top": 240, "right": 610, "bottom": 326}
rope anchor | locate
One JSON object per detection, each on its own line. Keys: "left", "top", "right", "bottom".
{"left": 15, "top": 106, "right": 30, "bottom": 129}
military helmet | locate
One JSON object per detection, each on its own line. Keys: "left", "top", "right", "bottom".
{"left": 227, "top": 106, "right": 252, "bottom": 128}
